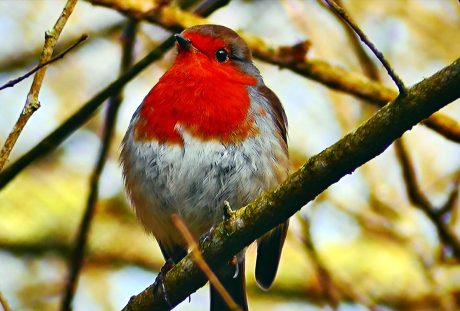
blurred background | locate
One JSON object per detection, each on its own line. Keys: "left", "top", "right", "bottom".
{"left": 0, "top": 0, "right": 459, "bottom": 310}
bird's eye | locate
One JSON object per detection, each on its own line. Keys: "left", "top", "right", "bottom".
{"left": 215, "top": 49, "right": 228, "bottom": 62}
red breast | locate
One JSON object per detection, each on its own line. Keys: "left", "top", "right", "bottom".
{"left": 134, "top": 26, "right": 259, "bottom": 145}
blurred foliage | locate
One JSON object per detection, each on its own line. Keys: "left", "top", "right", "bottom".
{"left": 0, "top": 0, "right": 459, "bottom": 310}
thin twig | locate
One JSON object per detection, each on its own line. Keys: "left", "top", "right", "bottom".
{"left": 60, "top": 21, "right": 138, "bottom": 311}
{"left": 394, "top": 139, "right": 460, "bottom": 260}
{"left": 296, "top": 215, "right": 340, "bottom": 309}
{"left": 0, "top": 34, "right": 88, "bottom": 91}
{"left": 0, "top": 0, "right": 78, "bottom": 171}
{"left": 437, "top": 176, "right": 460, "bottom": 216}
{"left": 0, "top": 22, "right": 124, "bottom": 72}
{"left": 319, "top": 0, "right": 379, "bottom": 81}
{"left": 171, "top": 214, "right": 242, "bottom": 311}
{"left": 323, "top": 0, "right": 406, "bottom": 95}
{"left": 0, "top": 291, "right": 11, "bottom": 311}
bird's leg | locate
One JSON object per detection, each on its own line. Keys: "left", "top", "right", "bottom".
{"left": 153, "top": 259, "right": 175, "bottom": 308}
{"left": 223, "top": 201, "right": 240, "bottom": 278}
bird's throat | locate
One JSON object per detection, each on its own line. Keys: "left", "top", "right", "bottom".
{"left": 134, "top": 57, "right": 258, "bottom": 145}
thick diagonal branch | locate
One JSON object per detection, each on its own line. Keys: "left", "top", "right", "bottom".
{"left": 122, "top": 58, "right": 460, "bottom": 311}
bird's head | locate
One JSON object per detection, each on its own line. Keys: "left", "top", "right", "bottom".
{"left": 172, "top": 24, "right": 260, "bottom": 82}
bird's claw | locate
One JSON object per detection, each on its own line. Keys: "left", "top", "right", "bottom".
{"left": 231, "top": 256, "right": 239, "bottom": 278}
{"left": 223, "top": 200, "right": 235, "bottom": 220}
{"left": 199, "top": 224, "right": 216, "bottom": 245}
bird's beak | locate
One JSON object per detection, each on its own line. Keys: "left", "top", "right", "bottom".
{"left": 174, "top": 34, "right": 192, "bottom": 51}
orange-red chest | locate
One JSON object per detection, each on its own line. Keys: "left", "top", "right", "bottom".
{"left": 134, "top": 55, "right": 258, "bottom": 145}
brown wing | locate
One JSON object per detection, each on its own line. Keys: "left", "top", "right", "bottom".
{"left": 255, "top": 85, "right": 289, "bottom": 290}
{"left": 258, "top": 85, "right": 288, "bottom": 145}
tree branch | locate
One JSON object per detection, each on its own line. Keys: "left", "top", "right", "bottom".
{"left": 0, "top": 291, "right": 11, "bottom": 311}
{"left": 0, "top": 0, "right": 79, "bottom": 171}
{"left": 122, "top": 58, "right": 460, "bottom": 311}
{"left": 437, "top": 174, "right": 460, "bottom": 217}
{"left": 394, "top": 139, "right": 460, "bottom": 259}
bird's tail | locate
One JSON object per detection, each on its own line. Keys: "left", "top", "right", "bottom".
{"left": 210, "top": 259, "right": 248, "bottom": 311}
{"left": 255, "top": 221, "right": 289, "bottom": 289}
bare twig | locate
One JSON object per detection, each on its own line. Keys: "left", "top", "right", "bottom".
{"left": 0, "top": 34, "right": 88, "bottom": 91}
{"left": 171, "top": 214, "right": 242, "bottom": 311}
{"left": 296, "top": 215, "right": 340, "bottom": 309}
{"left": 318, "top": 0, "right": 379, "bottom": 81}
{"left": 330, "top": 0, "right": 459, "bottom": 230}
{"left": 59, "top": 21, "right": 138, "bottom": 311}
{"left": 423, "top": 115, "right": 460, "bottom": 144}
{"left": 394, "top": 139, "right": 460, "bottom": 260}
{"left": 122, "top": 59, "right": 460, "bottom": 311}
{"left": 323, "top": 0, "right": 406, "bottom": 95}
{"left": 0, "top": 22, "right": 124, "bottom": 72}
{"left": 0, "top": 0, "right": 78, "bottom": 171}
{"left": 437, "top": 176, "right": 460, "bottom": 216}
{"left": 0, "top": 291, "right": 11, "bottom": 311}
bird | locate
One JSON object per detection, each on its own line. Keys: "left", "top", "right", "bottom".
{"left": 121, "top": 24, "right": 289, "bottom": 311}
